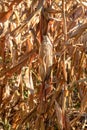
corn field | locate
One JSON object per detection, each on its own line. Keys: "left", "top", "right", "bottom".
{"left": 0, "top": 0, "right": 87, "bottom": 130}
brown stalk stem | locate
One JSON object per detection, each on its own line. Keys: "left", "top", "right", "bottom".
{"left": 62, "top": 0, "right": 67, "bottom": 42}
{"left": 62, "top": 0, "right": 68, "bottom": 129}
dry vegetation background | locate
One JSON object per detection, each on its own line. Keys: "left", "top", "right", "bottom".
{"left": 0, "top": 0, "right": 87, "bottom": 130}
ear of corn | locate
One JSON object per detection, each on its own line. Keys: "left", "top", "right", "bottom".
{"left": 39, "top": 35, "right": 53, "bottom": 81}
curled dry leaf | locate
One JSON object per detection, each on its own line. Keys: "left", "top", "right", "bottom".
{"left": 24, "top": 67, "right": 34, "bottom": 95}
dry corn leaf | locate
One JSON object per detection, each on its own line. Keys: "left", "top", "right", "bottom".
{"left": 55, "top": 100, "right": 63, "bottom": 130}
{"left": 40, "top": 118, "right": 45, "bottom": 130}
{"left": 81, "top": 93, "right": 87, "bottom": 112}
{"left": 0, "top": 0, "right": 87, "bottom": 130}
{"left": 24, "top": 68, "right": 34, "bottom": 95}
{"left": 0, "top": 8, "right": 13, "bottom": 23}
